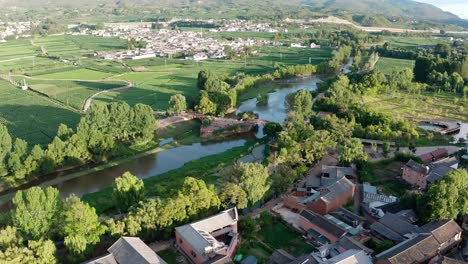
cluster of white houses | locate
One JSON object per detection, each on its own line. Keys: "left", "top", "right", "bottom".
{"left": 212, "top": 20, "right": 280, "bottom": 33}
{"left": 90, "top": 25, "right": 269, "bottom": 61}
{"left": 0, "top": 21, "right": 32, "bottom": 41}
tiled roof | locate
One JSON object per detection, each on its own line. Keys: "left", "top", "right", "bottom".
{"left": 266, "top": 250, "right": 295, "bottom": 264}
{"left": 376, "top": 219, "right": 463, "bottom": 264}
{"left": 370, "top": 222, "right": 405, "bottom": 242}
{"left": 175, "top": 208, "right": 238, "bottom": 256}
{"left": 419, "top": 220, "right": 463, "bottom": 244}
{"left": 375, "top": 202, "right": 403, "bottom": 214}
{"left": 426, "top": 165, "right": 454, "bottom": 183}
{"left": 300, "top": 210, "right": 347, "bottom": 239}
{"left": 319, "top": 177, "right": 354, "bottom": 204}
{"left": 329, "top": 207, "right": 364, "bottom": 225}
{"left": 404, "top": 160, "right": 427, "bottom": 174}
{"left": 434, "top": 256, "right": 467, "bottom": 264}
{"left": 376, "top": 234, "right": 440, "bottom": 263}
{"left": 107, "top": 237, "right": 166, "bottom": 264}
{"left": 325, "top": 249, "right": 372, "bottom": 264}
{"left": 338, "top": 236, "right": 374, "bottom": 254}
{"left": 378, "top": 213, "right": 418, "bottom": 236}
{"left": 430, "top": 148, "right": 448, "bottom": 159}
{"left": 85, "top": 253, "right": 118, "bottom": 264}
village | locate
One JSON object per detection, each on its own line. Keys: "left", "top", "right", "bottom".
{"left": 83, "top": 140, "right": 468, "bottom": 264}
{"left": 0, "top": 21, "right": 32, "bottom": 41}
{"left": 80, "top": 21, "right": 280, "bottom": 61}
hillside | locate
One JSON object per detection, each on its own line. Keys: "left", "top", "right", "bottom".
{"left": 0, "top": 0, "right": 466, "bottom": 28}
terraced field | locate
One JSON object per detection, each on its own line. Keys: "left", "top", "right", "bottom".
{"left": 0, "top": 79, "right": 80, "bottom": 145}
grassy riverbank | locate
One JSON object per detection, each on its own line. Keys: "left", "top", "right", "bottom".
{"left": 82, "top": 139, "right": 260, "bottom": 214}
{"left": 0, "top": 120, "right": 202, "bottom": 203}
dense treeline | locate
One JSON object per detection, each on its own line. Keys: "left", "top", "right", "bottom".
{"left": 108, "top": 162, "right": 271, "bottom": 239}
{"left": 374, "top": 43, "right": 467, "bottom": 95}
{"left": 414, "top": 52, "right": 467, "bottom": 93}
{"left": 1, "top": 187, "right": 104, "bottom": 263}
{"left": 314, "top": 73, "right": 419, "bottom": 141}
{"left": 0, "top": 102, "right": 156, "bottom": 186}
{"left": 310, "top": 30, "right": 382, "bottom": 49}
{"left": 194, "top": 45, "right": 352, "bottom": 116}
{"left": 0, "top": 157, "right": 273, "bottom": 262}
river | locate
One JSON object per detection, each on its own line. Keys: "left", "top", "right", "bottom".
{"left": 49, "top": 76, "right": 324, "bottom": 198}
{"left": 0, "top": 60, "right": 354, "bottom": 201}
{"left": 236, "top": 76, "right": 321, "bottom": 123}
{"left": 53, "top": 140, "right": 248, "bottom": 198}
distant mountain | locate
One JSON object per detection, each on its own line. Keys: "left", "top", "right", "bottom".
{"left": 302, "top": 0, "right": 464, "bottom": 25}
{"left": 1, "top": 0, "right": 466, "bottom": 28}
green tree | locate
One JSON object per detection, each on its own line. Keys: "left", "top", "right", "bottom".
{"left": 338, "top": 138, "right": 368, "bottom": 165}
{"left": 7, "top": 138, "right": 28, "bottom": 178}
{"left": 168, "top": 94, "right": 187, "bottom": 115}
{"left": 223, "top": 162, "right": 270, "bottom": 206}
{"left": 61, "top": 195, "right": 105, "bottom": 260}
{"left": 181, "top": 177, "right": 220, "bottom": 218}
{"left": 426, "top": 169, "right": 468, "bottom": 221}
{"left": 0, "top": 229, "right": 56, "bottom": 264}
{"left": 238, "top": 216, "right": 256, "bottom": 239}
{"left": 195, "top": 96, "right": 217, "bottom": 115}
{"left": 132, "top": 103, "right": 157, "bottom": 144}
{"left": 12, "top": 187, "right": 61, "bottom": 239}
{"left": 57, "top": 124, "right": 74, "bottom": 141}
{"left": 286, "top": 89, "right": 313, "bottom": 116}
{"left": 0, "top": 124, "right": 12, "bottom": 171}
{"left": 112, "top": 172, "right": 145, "bottom": 212}
{"left": 263, "top": 122, "right": 283, "bottom": 138}
{"left": 219, "top": 182, "right": 248, "bottom": 209}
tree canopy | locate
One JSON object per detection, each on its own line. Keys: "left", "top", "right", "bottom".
{"left": 12, "top": 187, "right": 61, "bottom": 240}
{"left": 426, "top": 169, "right": 468, "bottom": 221}
{"left": 112, "top": 172, "right": 145, "bottom": 212}
{"left": 221, "top": 162, "right": 270, "bottom": 206}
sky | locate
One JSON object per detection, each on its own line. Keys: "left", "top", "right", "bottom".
{"left": 416, "top": 0, "right": 468, "bottom": 19}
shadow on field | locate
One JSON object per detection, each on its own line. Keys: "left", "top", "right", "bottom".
{"left": 0, "top": 104, "right": 81, "bottom": 146}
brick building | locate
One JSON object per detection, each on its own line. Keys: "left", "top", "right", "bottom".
{"left": 175, "top": 208, "right": 239, "bottom": 264}
{"left": 306, "top": 177, "right": 355, "bottom": 215}
{"left": 299, "top": 209, "right": 347, "bottom": 244}
{"left": 375, "top": 220, "right": 463, "bottom": 264}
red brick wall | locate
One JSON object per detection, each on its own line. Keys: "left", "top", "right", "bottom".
{"left": 283, "top": 196, "right": 306, "bottom": 211}
{"left": 298, "top": 216, "right": 341, "bottom": 243}
{"left": 307, "top": 184, "right": 355, "bottom": 215}
{"left": 402, "top": 168, "right": 426, "bottom": 189}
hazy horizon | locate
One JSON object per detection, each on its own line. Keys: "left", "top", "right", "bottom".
{"left": 416, "top": 0, "right": 468, "bottom": 19}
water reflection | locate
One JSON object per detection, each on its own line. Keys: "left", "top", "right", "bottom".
{"left": 237, "top": 76, "right": 321, "bottom": 124}
{"left": 55, "top": 140, "right": 247, "bottom": 198}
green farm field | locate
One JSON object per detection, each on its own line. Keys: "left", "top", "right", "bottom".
{"left": 383, "top": 36, "right": 450, "bottom": 50}
{"left": 375, "top": 57, "right": 415, "bottom": 74}
{"left": 35, "top": 68, "right": 115, "bottom": 80}
{"left": 0, "top": 35, "right": 331, "bottom": 145}
{"left": 0, "top": 79, "right": 80, "bottom": 145}
{"left": 93, "top": 47, "right": 332, "bottom": 110}
{"left": 25, "top": 79, "right": 128, "bottom": 110}
{"left": 363, "top": 91, "right": 468, "bottom": 122}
